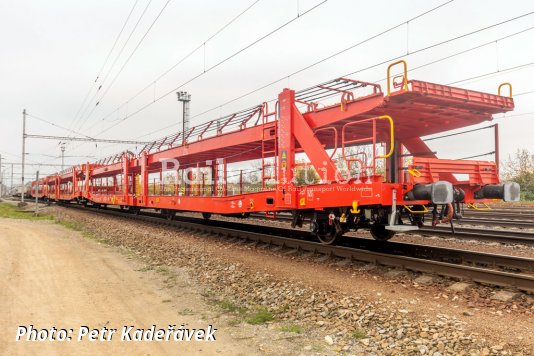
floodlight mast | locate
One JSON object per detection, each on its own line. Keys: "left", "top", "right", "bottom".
{"left": 176, "top": 91, "right": 191, "bottom": 145}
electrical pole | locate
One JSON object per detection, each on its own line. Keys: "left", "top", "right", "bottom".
{"left": 60, "top": 143, "right": 66, "bottom": 171}
{"left": 11, "top": 163, "right": 13, "bottom": 195}
{"left": 21, "top": 109, "right": 26, "bottom": 203}
{"left": 34, "top": 171, "right": 39, "bottom": 216}
{"left": 177, "top": 91, "right": 191, "bottom": 145}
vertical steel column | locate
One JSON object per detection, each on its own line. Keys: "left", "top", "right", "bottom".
{"left": 494, "top": 124, "right": 500, "bottom": 177}
{"left": 72, "top": 167, "right": 77, "bottom": 197}
{"left": 398, "top": 144, "right": 405, "bottom": 184}
{"left": 21, "top": 109, "right": 26, "bottom": 203}
{"left": 84, "top": 163, "right": 90, "bottom": 198}
{"left": 141, "top": 152, "right": 149, "bottom": 204}
{"left": 196, "top": 163, "right": 200, "bottom": 196}
{"left": 186, "top": 169, "right": 192, "bottom": 196}
{"left": 223, "top": 159, "right": 227, "bottom": 196}
{"left": 122, "top": 154, "right": 129, "bottom": 202}
{"left": 55, "top": 176, "right": 59, "bottom": 201}
{"left": 113, "top": 175, "right": 118, "bottom": 194}
{"left": 174, "top": 168, "right": 179, "bottom": 196}
{"left": 212, "top": 161, "right": 218, "bottom": 197}
{"left": 239, "top": 170, "right": 243, "bottom": 195}
{"left": 276, "top": 89, "right": 295, "bottom": 208}
{"left": 34, "top": 171, "right": 39, "bottom": 215}
{"left": 387, "top": 140, "right": 401, "bottom": 183}
{"left": 159, "top": 169, "right": 163, "bottom": 195}
{"left": 201, "top": 171, "right": 205, "bottom": 196}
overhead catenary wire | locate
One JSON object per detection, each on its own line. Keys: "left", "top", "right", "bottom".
{"left": 78, "top": 0, "right": 174, "bottom": 131}
{"left": 74, "top": 0, "right": 155, "bottom": 130}
{"left": 27, "top": 113, "right": 94, "bottom": 139}
{"left": 71, "top": 0, "right": 140, "bottom": 126}
{"left": 125, "top": 0, "right": 458, "bottom": 141}
{"left": 423, "top": 124, "right": 496, "bottom": 142}
{"left": 457, "top": 151, "right": 496, "bottom": 160}
{"left": 61, "top": 0, "right": 263, "bottom": 158}
{"left": 100, "top": 0, "right": 452, "bottom": 126}
{"left": 135, "top": 8, "right": 534, "bottom": 141}
{"left": 64, "top": 6, "right": 534, "bottom": 164}
{"left": 85, "top": 0, "right": 331, "bottom": 138}
{"left": 99, "top": 0, "right": 262, "bottom": 124}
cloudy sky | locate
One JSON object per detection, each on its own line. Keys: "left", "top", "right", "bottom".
{"left": 1, "top": 0, "right": 533, "bottom": 184}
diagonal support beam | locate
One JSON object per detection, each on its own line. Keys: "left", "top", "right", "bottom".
{"left": 292, "top": 105, "right": 339, "bottom": 183}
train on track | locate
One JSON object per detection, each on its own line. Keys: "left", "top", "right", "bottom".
{"left": 29, "top": 61, "right": 520, "bottom": 244}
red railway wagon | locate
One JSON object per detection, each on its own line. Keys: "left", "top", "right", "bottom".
{"left": 31, "top": 61, "right": 520, "bottom": 243}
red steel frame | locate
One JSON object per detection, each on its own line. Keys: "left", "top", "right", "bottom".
{"left": 31, "top": 62, "right": 515, "bottom": 216}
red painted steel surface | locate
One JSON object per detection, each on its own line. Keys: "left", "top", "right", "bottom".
{"left": 30, "top": 71, "right": 515, "bottom": 214}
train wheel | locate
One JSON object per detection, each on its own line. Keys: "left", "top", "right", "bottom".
{"left": 129, "top": 206, "right": 140, "bottom": 215}
{"left": 317, "top": 231, "right": 342, "bottom": 245}
{"left": 202, "top": 212, "right": 212, "bottom": 220}
{"left": 311, "top": 219, "right": 342, "bottom": 245}
{"left": 370, "top": 225, "right": 395, "bottom": 241}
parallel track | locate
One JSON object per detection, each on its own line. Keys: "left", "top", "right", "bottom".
{"left": 457, "top": 217, "right": 534, "bottom": 229}
{"left": 248, "top": 213, "right": 534, "bottom": 244}
{"left": 61, "top": 203, "right": 534, "bottom": 293}
{"left": 416, "top": 226, "right": 534, "bottom": 245}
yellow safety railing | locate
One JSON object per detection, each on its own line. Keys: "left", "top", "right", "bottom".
{"left": 403, "top": 205, "right": 429, "bottom": 214}
{"left": 387, "top": 60, "right": 408, "bottom": 96}
{"left": 466, "top": 202, "right": 491, "bottom": 211}
{"left": 498, "top": 82, "right": 512, "bottom": 97}
{"left": 376, "top": 115, "right": 395, "bottom": 159}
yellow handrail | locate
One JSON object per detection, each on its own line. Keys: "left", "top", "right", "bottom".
{"left": 403, "top": 205, "right": 429, "bottom": 214}
{"left": 498, "top": 82, "right": 512, "bottom": 97}
{"left": 376, "top": 115, "right": 395, "bottom": 159}
{"left": 387, "top": 60, "right": 408, "bottom": 96}
{"left": 466, "top": 202, "right": 491, "bottom": 211}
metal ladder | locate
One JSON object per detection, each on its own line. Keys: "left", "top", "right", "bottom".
{"left": 261, "top": 103, "right": 278, "bottom": 219}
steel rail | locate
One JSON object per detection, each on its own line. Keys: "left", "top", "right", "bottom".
{"left": 457, "top": 218, "right": 534, "bottom": 229}
{"left": 461, "top": 211, "right": 534, "bottom": 219}
{"left": 415, "top": 226, "right": 534, "bottom": 245}
{"left": 248, "top": 213, "right": 534, "bottom": 242}
{"left": 60, "top": 203, "right": 534, "bottom": 293}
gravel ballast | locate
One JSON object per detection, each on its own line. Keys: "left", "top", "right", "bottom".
{"left": 49, "top": 206, "right": 534, "bottom": 355}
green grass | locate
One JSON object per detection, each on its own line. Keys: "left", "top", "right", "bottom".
{"left": 156, "top": 266, "right": 170, "bottom": 274}
{"left": 312, "top": 344, "right": 325, "bottom": 352}
{"left": 218, "top": 299, "right": 247, "bottom": 315}
{"left": 0, "top": 203, "right": 53, "bottom": 220}
{"left": 278, "top": 324, "right": 304, "bottom": 334}
{"left": 55, "top": 219, "right": 83, "bottom": 231}
{"left": 178, "top": 308, "right": 195, "bottom": 315}
{"left": 350, "top": 329, "right": 367, "bottom": 340}
{"left": 136, "top": 265, "right": 155, "bottom": 272}
{"left": 246, "top": 308, "right": 274, "bottom": 325}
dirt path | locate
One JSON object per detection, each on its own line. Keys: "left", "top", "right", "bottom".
{"left": 0, "top": 218, "right": 256, "bottom": 355}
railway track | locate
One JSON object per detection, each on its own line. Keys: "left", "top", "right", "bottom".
{"left": 415, "top": 226, "right": 534, "bottom": 245}
{"left": 247, "top": 213, "right": 534, "bottom": 244}
{"left": 250, "top": 212, "right": 534, "bottom": 228}
{"left": 457, "top": 217, "right": 534, "bottom": 229}
{"left": 60, "top": 203, "right": 534, "bottom": 293}
{"left": 462, "top": 210, "right": 534, "bottom": 220}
